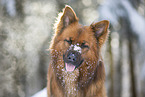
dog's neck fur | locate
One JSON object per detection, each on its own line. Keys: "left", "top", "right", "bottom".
{"left": 62, "top": 68, "right": 79, "bottom": 97}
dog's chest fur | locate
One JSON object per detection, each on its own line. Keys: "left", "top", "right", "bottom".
{"left": 62, "top": 69, "right": 79, "bottom": 97}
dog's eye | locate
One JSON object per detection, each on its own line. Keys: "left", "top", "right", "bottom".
{"left": 64, "top": 38, "right": 72, "bottom": 44}
{"left": 81, "top": 43, "right": 89, "bottom": 49}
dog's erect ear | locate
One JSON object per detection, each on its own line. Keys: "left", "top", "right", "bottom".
{"left": 55, "top": 5, "right": 78, "bottom": 34}
{"left": 91, "top": 20, "right": 109, "bottom": 47}
{"left": 62, "top": 5, "right": 78, "bottom": 27}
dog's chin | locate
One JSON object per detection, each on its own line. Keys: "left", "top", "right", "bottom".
{"left": 65, "top": 63, "right": 76, "bottom": 72}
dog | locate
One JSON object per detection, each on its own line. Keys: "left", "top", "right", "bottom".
{"left": 47, "top": 5, "right": 109, "bottom": 97}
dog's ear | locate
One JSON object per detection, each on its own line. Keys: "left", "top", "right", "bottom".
{"left": 62, "top": 5, "right": 78, "bottom": 27}
{"left": 55, "top": 5, "right": 78, "bottom": 34}
{"left": 91, "top": 20, "right": 109, "bottom": 47}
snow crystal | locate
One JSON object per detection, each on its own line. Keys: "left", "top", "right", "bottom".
{"left": 68, "top": 44, "right": 82, "bottom": 53}
{"left": 87, "top": 66, "right": 90, "bottom": 69}
{"left": 74, "top": 45, "right": 82, "bottom": 53}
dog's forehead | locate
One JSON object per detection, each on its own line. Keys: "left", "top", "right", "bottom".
{"left": 62, "top": 24, "right": 94, "bottom": 43}
{"left": 76, "top": 27, "right": 92, "bottom": 42}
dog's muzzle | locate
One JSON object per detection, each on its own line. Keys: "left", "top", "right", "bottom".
{"left": 63, "top": 50, "right": 83, "bottom": 72}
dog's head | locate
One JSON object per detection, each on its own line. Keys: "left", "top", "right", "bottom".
{"left": 50, "top": 5, "right": 109, "bottom": 75}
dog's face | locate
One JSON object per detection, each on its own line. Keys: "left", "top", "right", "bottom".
{"left": 50, "top": 5, "right": 109, "bottom": 87}
{"left": 62, "top": 24, "right": 98, "bottom": 72}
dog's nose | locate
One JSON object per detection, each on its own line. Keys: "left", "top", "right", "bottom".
{"left": 67, "top": 53, "right": 77, "bottom": 62}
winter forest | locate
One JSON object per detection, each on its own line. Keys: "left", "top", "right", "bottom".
{"left": 0, "top": 0, "right": 145, "bottom": 97}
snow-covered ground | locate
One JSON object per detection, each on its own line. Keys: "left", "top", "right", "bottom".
{"left": 31, "top": 88, "right": 47, "bottom": 97}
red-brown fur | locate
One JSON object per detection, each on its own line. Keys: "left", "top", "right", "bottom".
{"left": 47, "top": 5, "right": 109, "bottom": 97}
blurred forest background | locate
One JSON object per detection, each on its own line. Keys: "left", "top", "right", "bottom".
{"left": 0, "top": 0, "right": 145, "bottom": 97}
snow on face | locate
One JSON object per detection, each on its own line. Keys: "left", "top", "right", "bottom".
{"left": 69, "top": 43, "right": 82, "bottom": 53}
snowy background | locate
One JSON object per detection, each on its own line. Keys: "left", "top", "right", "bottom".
{"left": 0, "top": 0, "right": 145, "bottom": 97}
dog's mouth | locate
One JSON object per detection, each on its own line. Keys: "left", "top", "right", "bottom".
{"left": 63, "top": 50, "right": 84, "bottom": 72}
{"left": 65, "top": 63, "right": 76, "bottom": 72}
